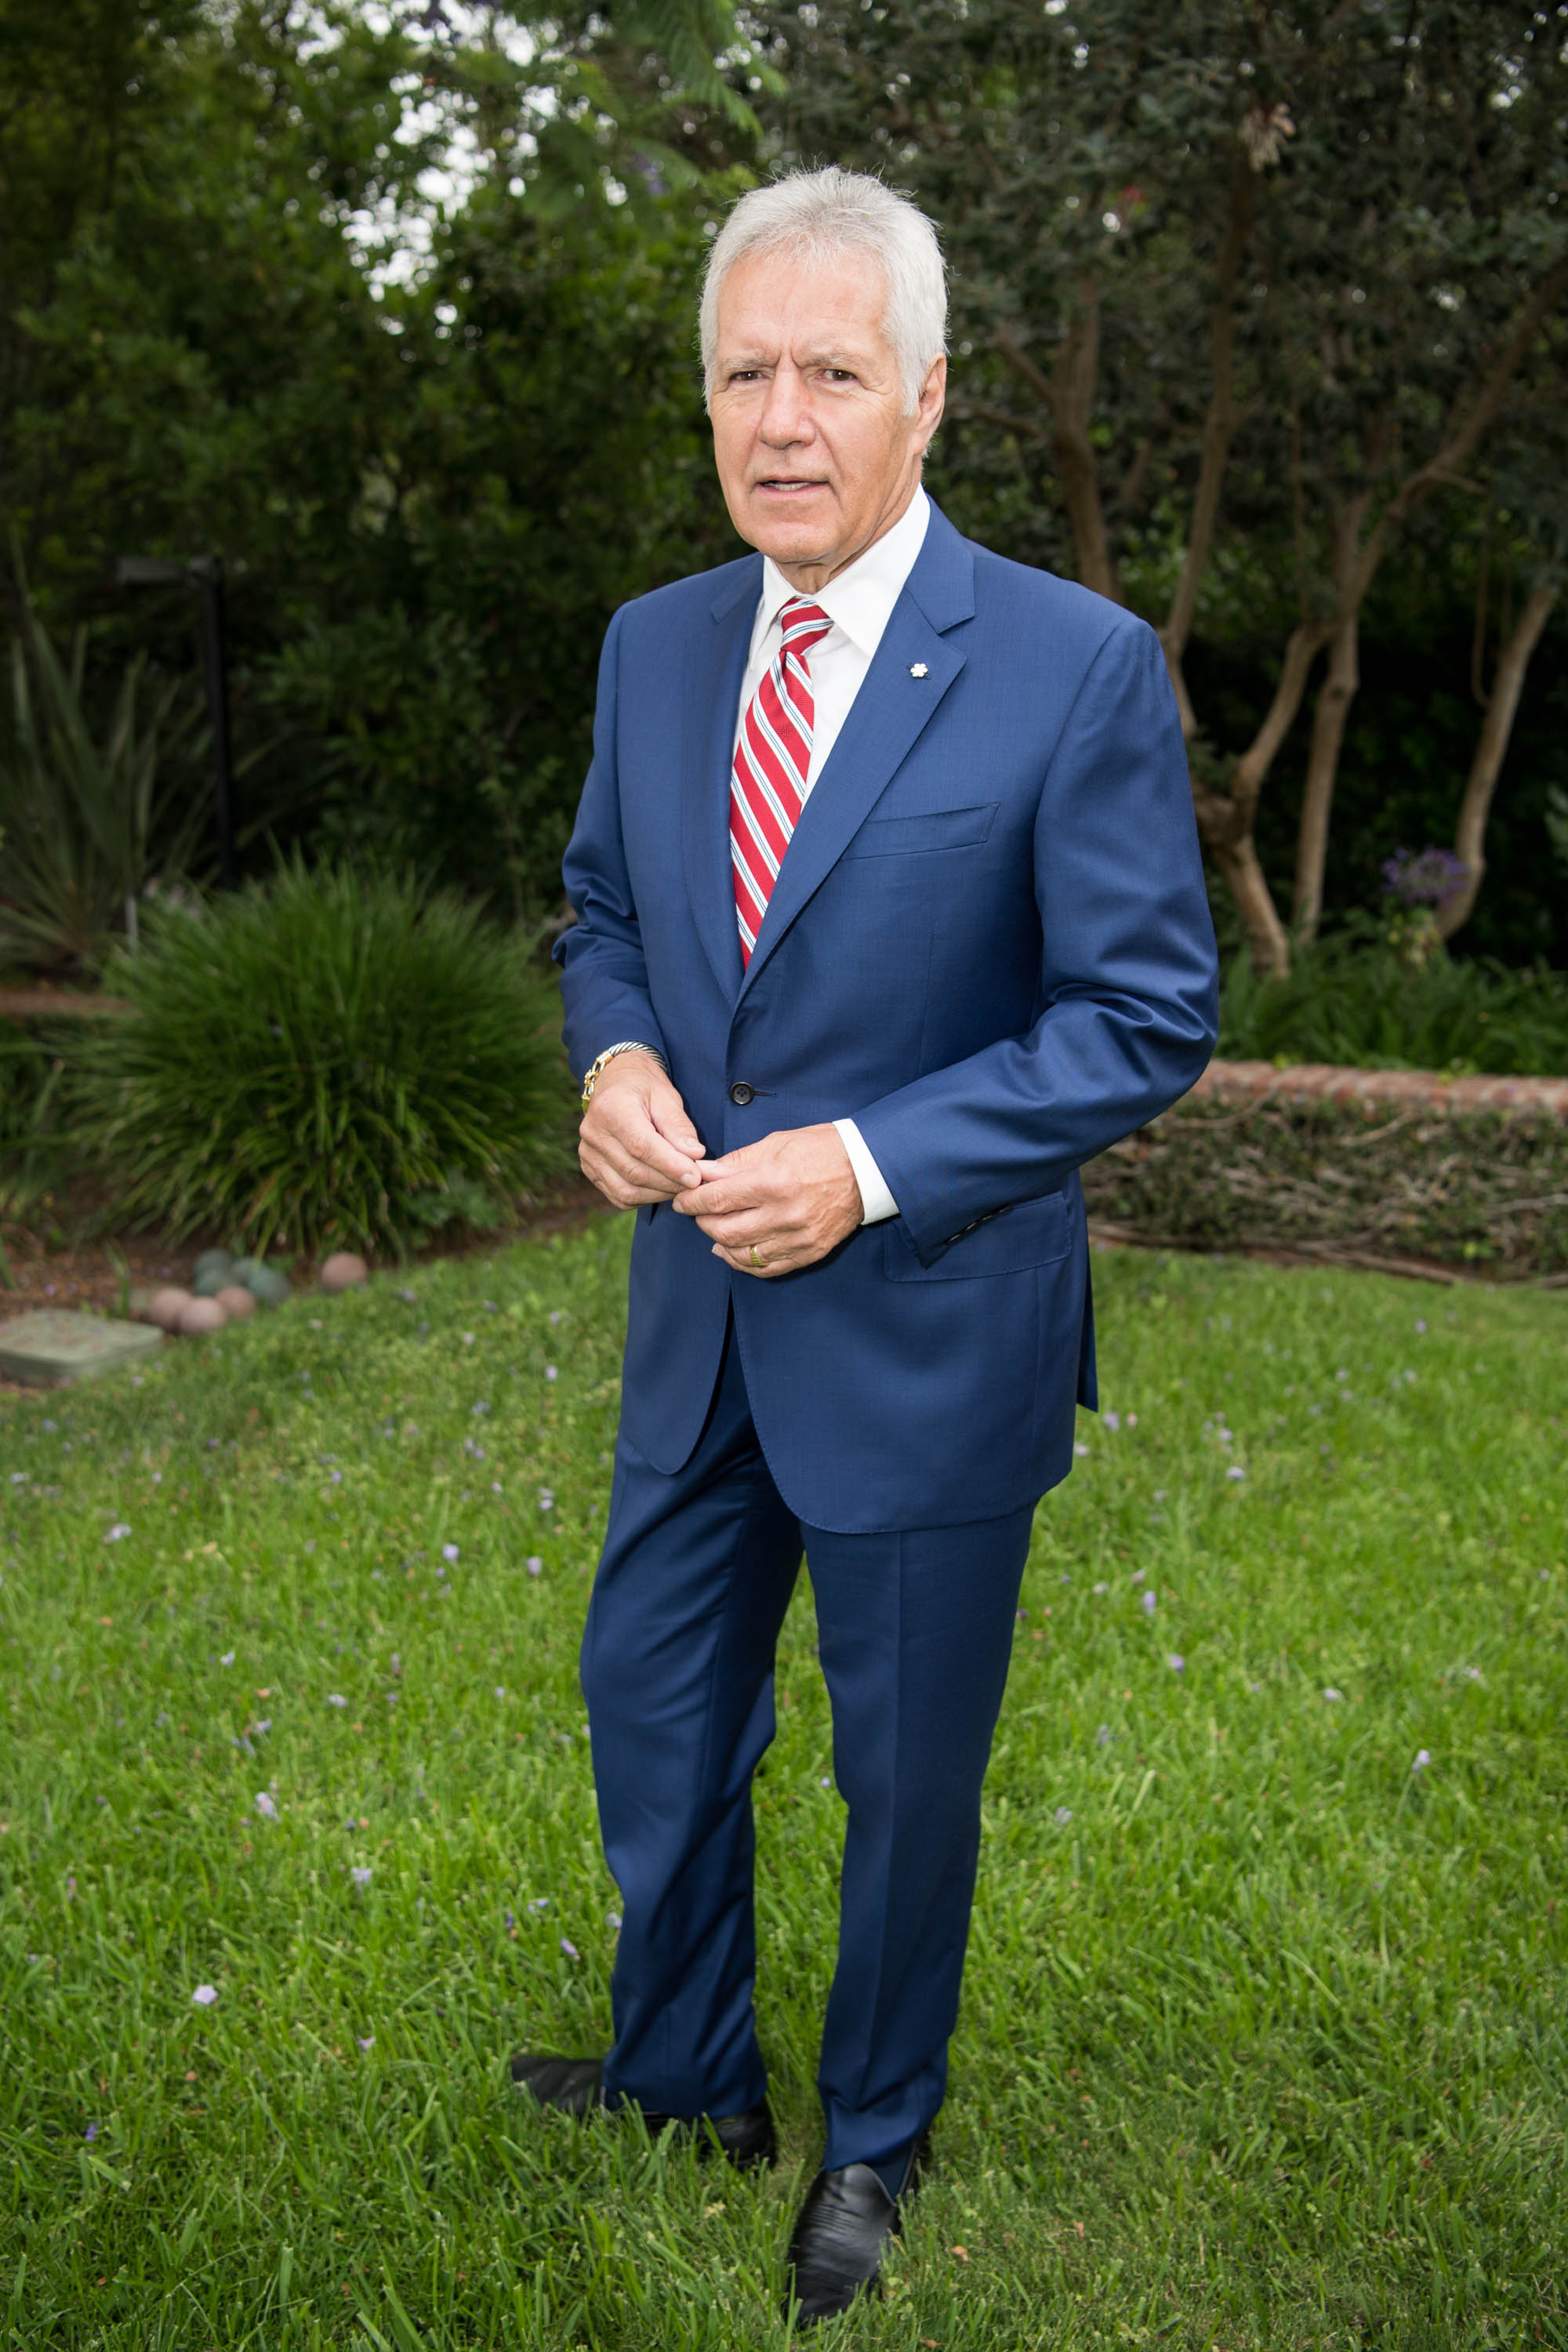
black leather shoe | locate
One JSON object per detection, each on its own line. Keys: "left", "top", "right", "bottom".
{"left": 784, "top": 2133, "right": 931, "bottom": 2326}
{"left": 509, "top": 2050, "right": 777, "bottom": 2169}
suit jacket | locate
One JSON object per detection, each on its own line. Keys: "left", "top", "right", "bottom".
{"left": 555, "top": 500, "right": 1218, "bottom": 1534}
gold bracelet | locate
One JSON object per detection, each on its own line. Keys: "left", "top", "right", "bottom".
{"left": 579, "top": 1041, "right": 666, "bottom": 1112}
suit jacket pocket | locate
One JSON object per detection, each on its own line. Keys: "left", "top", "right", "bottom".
{"left": 884, "top": 1189, "right": 1072, "bottom": 1280}
{"left": 844, "top": 802, "right": 1000, "bottom": 858}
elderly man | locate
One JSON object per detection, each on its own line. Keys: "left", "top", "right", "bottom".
{"left": 516, "top": 168, "right": 1218, "bottom": 2323}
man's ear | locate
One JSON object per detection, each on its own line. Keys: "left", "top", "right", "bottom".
{"left": 914, "top": 354, "right": 946, "bottom": 450}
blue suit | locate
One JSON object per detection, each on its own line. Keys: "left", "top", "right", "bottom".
{"left": 556, "top": 501, "right": 1217, "bottom": 2163}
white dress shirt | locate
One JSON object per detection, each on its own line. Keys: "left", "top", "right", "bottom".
{"left": 733, "top": 486, "right": 930, "bottom": 1225}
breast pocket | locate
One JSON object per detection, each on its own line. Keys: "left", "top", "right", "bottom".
{"left": 884, "top": 1189, "right": 1073, "bottom": 1281}
{"left": 844, "top": 803, "right": 1000, "bottom": 858}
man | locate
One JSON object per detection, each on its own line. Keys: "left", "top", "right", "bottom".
{"left": 517, "top": 167, "right": 1218, "bottom": 2325}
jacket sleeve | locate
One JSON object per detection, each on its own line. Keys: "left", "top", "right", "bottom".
{"left": 553, "top": 605, "right": 670, "bottom": 1083}
{"left": 851, "top": 615, "right": 1219, "bottom": 1261}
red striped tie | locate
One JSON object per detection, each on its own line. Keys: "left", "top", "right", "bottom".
{"left": 730, "top": 597, "right": 833, "bottom": 966}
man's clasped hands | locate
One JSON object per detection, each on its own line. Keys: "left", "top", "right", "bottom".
{"left": 577, "top": 1050, "right": 864, "bottom": 1278}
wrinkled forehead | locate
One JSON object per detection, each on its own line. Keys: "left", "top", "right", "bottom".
{"left": 713, "top": 244, "right": 894, "bottom": 362}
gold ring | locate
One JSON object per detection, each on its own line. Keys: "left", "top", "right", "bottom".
{"left": 749, "top": 1243, "right": 765, "bottom": 1269}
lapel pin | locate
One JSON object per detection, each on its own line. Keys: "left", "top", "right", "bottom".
{"left": 909, "top": 662, "right": 928, "bottom": 678}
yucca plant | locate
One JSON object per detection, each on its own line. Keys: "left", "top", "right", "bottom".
{"left": 67, "top": 858, "right": 577, "bottom": 1257}
{"left": 0, "top": 589, "right": 212, "bottom": 974}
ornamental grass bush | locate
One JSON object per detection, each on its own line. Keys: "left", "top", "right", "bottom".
{"left": 1216, "top": 931, "right": 1568, "bottom": 1077}
{"left": 69, "top": 859, "right": 575, "bottom": 1257}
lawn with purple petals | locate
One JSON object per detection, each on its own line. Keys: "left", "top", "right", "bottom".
{"left": 1, "top": 1221, "right": 1564, "bottom": 2349}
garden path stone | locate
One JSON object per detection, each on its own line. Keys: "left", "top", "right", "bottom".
{"left": 0, "top": 1308, "right": 163, "bottom": 1387}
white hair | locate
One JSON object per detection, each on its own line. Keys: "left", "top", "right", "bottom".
{"left": 699, "top": 167, "right": 947, "bottom": 416}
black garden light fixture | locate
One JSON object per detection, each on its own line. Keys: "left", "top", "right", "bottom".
{"left": 115, "top": 553, "right": 237, "bottom": 889}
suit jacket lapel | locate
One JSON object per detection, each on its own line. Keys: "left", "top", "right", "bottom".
{"left": 737, "top": 505, "right": 976, "bottom": 1004}
{"left": 682, "top": 557, "right": 760, "bottom": 1003}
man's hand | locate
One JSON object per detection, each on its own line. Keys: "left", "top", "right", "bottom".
{"left": 578, "top": 1052, "right": 707, "bottom": 1207}
{"left": 673, "top": 1123, "right": 863, "bottom": 1276}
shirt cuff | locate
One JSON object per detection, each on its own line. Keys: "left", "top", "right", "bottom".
{"left": 833, "top": 1118, "right": 900, "bottom": 1225}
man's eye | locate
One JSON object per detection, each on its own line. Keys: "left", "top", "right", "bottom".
{"left": 729, "top": 368, "right": 763, "bottom": 383}
{"left": 822, "top": 369, "right": 857, "bottom": 384}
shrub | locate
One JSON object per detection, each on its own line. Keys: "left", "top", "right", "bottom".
{"left": 69, "top": 860, "right": 575, "bottom": 1256}
{"left": 0, "top": 586, "right": 211, "bottom": 974}
{"left": 1217, "top": 931, "right": 1568, "bottom": 1077}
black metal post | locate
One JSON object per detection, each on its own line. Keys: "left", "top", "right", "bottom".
{"left": 115, "top": 552, "right": 238, "bottom": 889}
{"left": 191, "top": 557, "right": 237, "bottom": 890}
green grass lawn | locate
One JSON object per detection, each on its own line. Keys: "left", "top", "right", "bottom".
{"left": 2, "top": 1220, "right": 1565, "bottom": 2350}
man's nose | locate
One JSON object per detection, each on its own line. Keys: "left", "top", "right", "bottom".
{"left": 757, "top": 364, "right": 814, "bottom": 446}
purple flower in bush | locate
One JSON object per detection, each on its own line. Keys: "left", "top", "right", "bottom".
{"left": 1381, "top": 845, "right": 1468, "bottom": 907}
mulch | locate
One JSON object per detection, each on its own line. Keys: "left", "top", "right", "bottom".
{"left": 0, "top": 1177, "right": 612, "bottom": 1401}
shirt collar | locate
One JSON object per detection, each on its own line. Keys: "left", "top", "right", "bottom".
{"left": 753, "top": 485, "right": 931, "bottom": 659}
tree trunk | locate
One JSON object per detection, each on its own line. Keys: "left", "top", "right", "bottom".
{"left": 1436, "top": 581, "right": 1558, "bottom": 942}
{"left": 1213, "top": 833, "right": 1293, "bottom": 980}
{"left": 1292, "top": 608, "right": 1359, "bottom": 938}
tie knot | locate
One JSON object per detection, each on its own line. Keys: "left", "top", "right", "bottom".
{"left": 780, "top": 597, "right": 832, "bottom": 655}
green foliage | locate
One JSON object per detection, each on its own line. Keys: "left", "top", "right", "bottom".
{"left": 1216, "top": 931, "right": 1568, "bottom": 1076}
{"left": 67, "top": 859, "right": 576, "bottom": 1258}
{"left": 2, "top": 1228, "right": 1565, "bottom": 2342}
{"left": 0, "top": 590, "right": 209, "bottom": 973}
{"left": 0, "top": 1019, "right": 73, "bottom": 1218}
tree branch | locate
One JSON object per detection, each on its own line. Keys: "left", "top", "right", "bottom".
{"left": 1341, "top": 252, "right": 1568, "bottom": 617}
{"left": 996, "top": 289, "right": 1122, "bottom": 604}
{"left": 1161, "top": 155, "right": 1258, "bottom": 677}
{"left": 1436, "top": 581, "right": 1559, "bottom": 942}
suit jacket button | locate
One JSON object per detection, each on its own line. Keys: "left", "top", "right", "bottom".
{"left": 728, "top": 1081, "right": 754, "bottom": 1107}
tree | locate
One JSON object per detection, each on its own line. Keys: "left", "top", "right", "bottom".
{"left": 753, "top": 0, "right": 1568, "bottom": 971}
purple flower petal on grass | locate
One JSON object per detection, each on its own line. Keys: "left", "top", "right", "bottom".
{"left": 1054, "top": 1806, "right": 1073, "bottom": 1825}
{"left": 1102, "top": 1410, "right": 1120, "bottom": 1432}
{"left": 1323, "top": 1688, "right": 1344, "bottom": 1703}
{"left": 607, "top": 1910, "right": 622, "bottom": 1928}
{"left": 1414, "top": 1749, "right": 1432, "bottom": 1771}
{"left": 1226, "top": 1465, "right": 1246, "bottom": 1482}
{"left": 103, "top": 1523, "right": 131, "bottom": 1544}
{"left": 560, "top": 1937, "right": 579, "bottom": 1959}
{"left": 351, "top": 1866, "right": 372, "bottom": 1888}
{"left": 254, "top": 1791, "right": 278, "bottom": 1820}
{"left": 358, "top": 2034, "right": 375, "bottom": 2051}
{"left": 1167, "top": 1653, "right": 1185, "bottom": 1671}
{"left": 526, "top": 1556, "right": 543, "bottom": 1577}
{"left": 1141, "top": 1591, "right": 1157, "bottom": 1617}
{"left": 545, "top": 1366, "right": 558, "bottom": 1383}
{"left": 191, "top": 1984, "right": 219, "bottom": 2007}
{"left": 442, "top": 1543, "right": 459, "bottom": 1563}
{"left": 85, "top": 2121, "right": 100, "bottom": 2141}
{"left": 220, "top": 1651, "right": 235, "bottom": 1667}
{"left": 327, "top": 1693, "right": 347, "bottom": 1708}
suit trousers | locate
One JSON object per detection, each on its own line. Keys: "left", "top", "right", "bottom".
{"left": 582, "top": 1312, "right": 1036, "bottom": 2172}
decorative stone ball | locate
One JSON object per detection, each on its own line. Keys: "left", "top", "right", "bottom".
{"left": 176, "top": 1296, "right": 228, "bottom": 1336}
{"left": 320, "top": 1251, "right": 368, "bottom": 1292}
{"left": 229, "top": 1257, "right": 259, "bottom": 1286}
{"left": 194, "top": 1248, "right": 235, "bottom": 1286}
{"left": 215, "top": 1285, "right": 256, "bottom": 1320}
{"left": 245, "top": 1265, "right": 292, "bottom": 1307}
{"left": 192, "top": 1264, "right": 236, "bottom": 1298}
{"left": 147, "top": 1287, "right": 192, "bottom": 1330}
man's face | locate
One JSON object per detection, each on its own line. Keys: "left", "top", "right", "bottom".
{"left": 709, "top": 248, "right": 945, "bottom": 592}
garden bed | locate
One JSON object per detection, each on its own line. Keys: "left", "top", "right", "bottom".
{"left": 1082, "top": 1058, "right": 1568, "bottom": 1282}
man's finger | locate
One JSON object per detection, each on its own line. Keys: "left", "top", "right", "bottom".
{"left": 647, "top": 1094, "right": 707, "bottom": 1164}
{"left": 596, "top": 1109, "right": 704, "bottom": 1191}
{"left": 677, "top": 1171, "right": 775, "bottom": 1217}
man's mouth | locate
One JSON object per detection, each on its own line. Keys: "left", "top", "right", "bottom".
{"left": 754, "top": 477, "right": 828, "bottom": 494}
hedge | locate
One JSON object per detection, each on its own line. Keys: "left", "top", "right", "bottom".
{"left": 1080, "top": 1061, "right": 1568, "bottom": 1283}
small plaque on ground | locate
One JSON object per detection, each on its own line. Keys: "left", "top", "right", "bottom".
{"left": 0, "top": 1310, "right": 164, "bottom": 1388}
